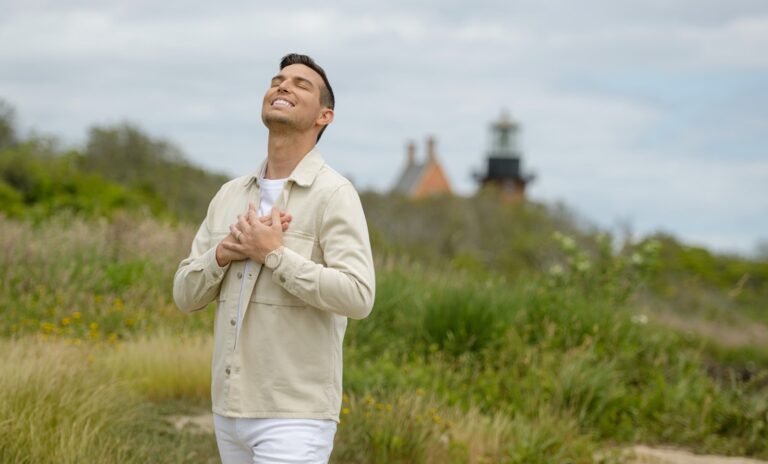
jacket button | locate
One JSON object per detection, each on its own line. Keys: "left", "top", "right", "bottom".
{"left": 230, "top": 318, "right": 236, "bottom": 326}
{"left": 279, "top": 276, "right": 286, "bottom": 283}
{"left": 237, "top": 272, "right": 243, "bottom": 279}
{"left": 225, "top": 367, "right": 231, "bottom": 375}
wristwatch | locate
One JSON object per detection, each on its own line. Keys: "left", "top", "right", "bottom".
{"left": 264, "top": 246, "right": 284, "bottom": 269}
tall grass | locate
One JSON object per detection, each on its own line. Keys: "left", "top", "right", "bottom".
{"left": 0, "top": 338, "right": 145, "bottom": 463}
{"left": 1, "top": 213, "right": 767, "bottom": 462}
{"left": 0, "top": 337, "right": 219, "bottom": 464}
{"left": 97, "top": 330, "right": 212, "bottom": 403}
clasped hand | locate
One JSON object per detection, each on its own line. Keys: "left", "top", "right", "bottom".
{"left": 215, "top": 203, "right": 289, "bottom": 267}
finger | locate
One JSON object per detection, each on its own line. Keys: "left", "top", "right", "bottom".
{"left": 281, "top": 221, "right": 290, "bottom": 232}
{"left": 221, "top": 241, "right": 243, "bottom": 252}
{"left": 247, "top": 208, "right": 259, "bottom": 227}
{"left": 283, "top": 213, "right": 293, "bottom": 223}
{"left": 271, "top": 206, "right": 281, "bottom": 231}
{"left": 237, "top": 214, "right": 250, "bottom": 231}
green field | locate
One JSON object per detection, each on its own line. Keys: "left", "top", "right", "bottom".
{"left": 1, "top": 210, "right": 766, "bottom": 463}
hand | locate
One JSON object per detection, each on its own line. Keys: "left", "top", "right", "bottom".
{"left": 255, "top": 205, "right": 292, "bottom": 231}
{"left": 215, "top": 206, "right": 292, "bottom": 267}
{"left": 215, "top": 233, "right": 247, "bottom": 267}
{"left": 222, "top": 204, "right": 285, "bottom": 264}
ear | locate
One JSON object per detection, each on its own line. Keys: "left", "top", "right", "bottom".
{"left": 316, "top": 107, "right": 334, "bottom": 128}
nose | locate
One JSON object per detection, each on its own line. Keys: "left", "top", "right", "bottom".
{"left": 277, "top": 79, "right": 290, "bottom": 92}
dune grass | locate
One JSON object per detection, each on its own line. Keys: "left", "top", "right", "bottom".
{"left": 1, "top": 214, "right": 767, "bottom": 462}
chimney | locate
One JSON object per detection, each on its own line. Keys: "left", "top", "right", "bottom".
{"left": 426, "top": 136, "right": 437, "bottom": 163}
{"left": 406, "top": 140, "right": 416, "bottom": 166}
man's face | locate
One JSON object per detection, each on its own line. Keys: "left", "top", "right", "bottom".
{"left": 261, "top": 64, "right": 331, "bottom": 135}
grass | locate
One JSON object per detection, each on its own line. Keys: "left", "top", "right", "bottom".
{"left": 1, "top": 213, "right": 767, "bottom": 462}
{"left": 0, "top": 338, "right": 217, "bottom": 464}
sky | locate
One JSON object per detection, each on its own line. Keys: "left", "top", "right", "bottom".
{"left": 1, "top": 0, "right": 767, "bottom": 256}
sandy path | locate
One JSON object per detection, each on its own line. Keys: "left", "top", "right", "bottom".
{"left": 623, "top": 445, "right": 767, "bottom": 464}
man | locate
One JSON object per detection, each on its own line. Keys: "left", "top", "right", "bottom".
{"left": 173, "top": 53, "right": 376, "bottom": 463}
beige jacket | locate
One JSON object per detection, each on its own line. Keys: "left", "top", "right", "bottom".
{"left": 172, "top": 148, "right": 375, "bottom": 422}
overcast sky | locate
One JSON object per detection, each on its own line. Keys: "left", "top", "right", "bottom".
{"left": 2, "top": 0, "right": 766, "bottom": 256}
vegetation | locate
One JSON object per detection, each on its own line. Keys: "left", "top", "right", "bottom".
{"left": 1, "top": 99, "right": 767, "bottom": 462}
{"left": 0, "top": 99, "right": 228, "bottom": 221}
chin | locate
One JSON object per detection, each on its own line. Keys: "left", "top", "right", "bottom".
{"left": 263, "top": 112, "right": 292, "bottom": 126}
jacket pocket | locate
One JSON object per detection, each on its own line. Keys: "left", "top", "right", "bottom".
{"left": 282, "top": 230, "right": 316, "bottom": 258}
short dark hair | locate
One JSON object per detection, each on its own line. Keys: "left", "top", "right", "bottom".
{"left": 280, "top": 53, "right": 334, "bottom": 142}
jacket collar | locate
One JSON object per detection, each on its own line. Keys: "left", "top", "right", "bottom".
{"left": 246, "top": 148, "right": 325, "bottom": 189}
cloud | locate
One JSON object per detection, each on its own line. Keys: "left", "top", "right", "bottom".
{"left": 1, "top": 0, "right": 766, "bottom": 255}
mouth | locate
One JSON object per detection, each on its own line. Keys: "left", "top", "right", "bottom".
{"left": 271, "top": 98, "right": 295, "bottom": 108}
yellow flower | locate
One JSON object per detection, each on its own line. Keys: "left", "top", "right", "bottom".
{"left": 89, "top": 322, "right": 99, "bottom": 331}
{"left": 342, "top": 407, "right": 350, "bottom": 415}
{"left": 72, "top": 311, "right": 81, "bottom": 320}
{"left": 61, "top": 317, "right": 72, "bottom": 326}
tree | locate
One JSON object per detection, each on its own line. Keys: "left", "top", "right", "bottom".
{"left": 81, "top": 122, "right": 229, "bottom": 220}
{"left": 0, "top": 99, "right": 19, "bottom": 151}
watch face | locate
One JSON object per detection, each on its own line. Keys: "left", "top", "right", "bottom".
{"left": 266, "top": 252, "right": 279, "bottom": 268}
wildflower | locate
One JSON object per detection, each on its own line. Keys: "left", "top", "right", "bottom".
{"left": 548, "top": 264, "right": 564, "bottom": 276}
{"left": 631, "top": 314, "right": 648, "bottom": 325}
{"left": 72, "top": 311, "right": 81, "bottom": 320}
{"left": 89, "top": 322, "right": 99, "bottom": 331}
{"left": 575, "top": 257, "right": 591, "bottom": 272}
{"left": 342, "top": 407, "right": 350, "bottom": 415}
{"left": 61, "top": 317, "right": 72, "bottom": 326}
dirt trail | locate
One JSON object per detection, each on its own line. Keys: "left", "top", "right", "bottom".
{"left": 167, "top": 413, "right": 214, "bottom": 433}
{"left": 625, "top": 445, "right": 768, "bottom": 464}
{"left": 167, "top": 414, "right": 768, "bottom": 463}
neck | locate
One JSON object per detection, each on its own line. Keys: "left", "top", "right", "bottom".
{"left": 265, "top": 130, "right": 317, "bottom": 179}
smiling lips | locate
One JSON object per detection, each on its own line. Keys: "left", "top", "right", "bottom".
{"left": 272, "top": 98, "right": 294, "bottom": 108}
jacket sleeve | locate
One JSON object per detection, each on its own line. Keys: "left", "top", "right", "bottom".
{"left": 271, "top": 183, "right": 376, "bottom": 319}
{"left": 172, "top": 189, "right": 231, "bottom": 313}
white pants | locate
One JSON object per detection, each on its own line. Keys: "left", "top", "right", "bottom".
{"left": 213, "top": 413, "right": 337, "bottom": 464}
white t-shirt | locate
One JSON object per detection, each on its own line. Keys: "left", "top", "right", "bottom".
{"left": 257, "top": 176, "right": 287, "bottom": 217}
